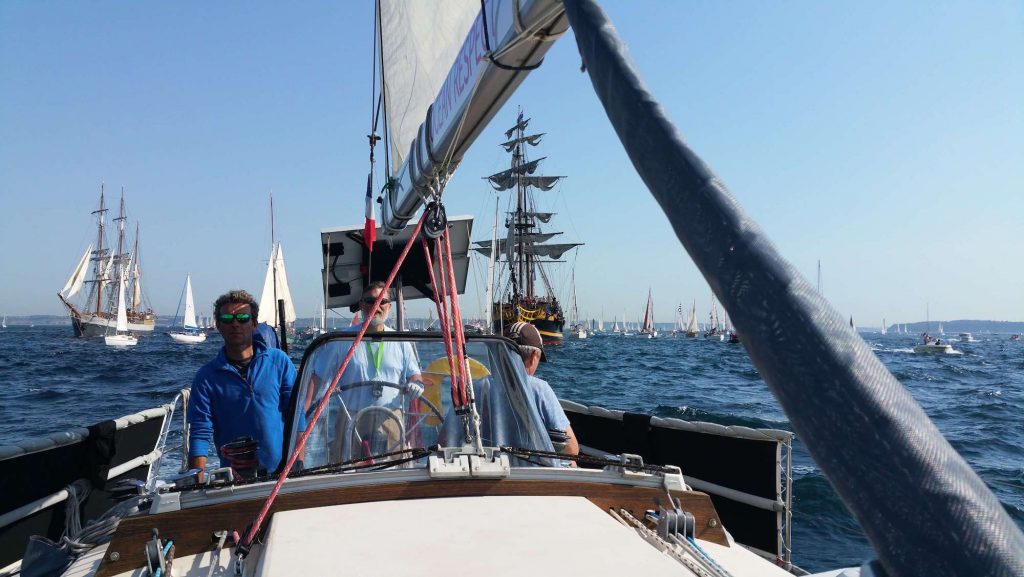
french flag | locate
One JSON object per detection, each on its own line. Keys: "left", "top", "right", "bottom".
{"left": 364, "top": 173, "right": 376, "bottom": 252}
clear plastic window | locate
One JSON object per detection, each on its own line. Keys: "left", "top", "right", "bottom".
{"left": 288, "top": 334, "right": 554, "bottom": 470}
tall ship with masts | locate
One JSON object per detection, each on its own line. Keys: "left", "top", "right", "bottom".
{"left": 474, "top": 111, "right": 581, "bottom": 344}
{"left": 57, "top": 185, "right": 156, "bottom": 337}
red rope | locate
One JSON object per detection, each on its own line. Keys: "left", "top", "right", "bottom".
{"left": 239, "top": 217, "right": 426, "bottom": 554}
{"left": 421, "top": 239, "right": 463, "bottom": 408}
{"left": 442, "top": 227, "right": 474, "bottom": 407}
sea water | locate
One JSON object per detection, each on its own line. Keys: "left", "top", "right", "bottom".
{"left": 0, "top": 326, "right": 1021, "bottom": 572}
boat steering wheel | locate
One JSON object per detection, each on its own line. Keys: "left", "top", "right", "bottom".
{"left": 334, "top": 380, "right": 445, "bottom": 460}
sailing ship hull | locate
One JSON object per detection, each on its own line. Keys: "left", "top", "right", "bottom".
{"left": 492, "top": 302, "right": 564, "bottom": 344}
{"left": 72, "top": 313, "right": 156, "bottom": 337}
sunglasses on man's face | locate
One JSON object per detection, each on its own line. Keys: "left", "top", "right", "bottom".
{"left": 218, "top": 313, "right": 252, "bottom": 324}
{"left": 361, "top": 297, "right": 390, "bottom": 306}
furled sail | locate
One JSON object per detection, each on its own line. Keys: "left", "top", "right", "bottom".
{"left": 61, "top": 244, "right": 93, "bottom": 298}
{"left": 504, "top": 115, "right": 530, "bottom": 138}
{"left": 183, "top": 274, "right": 198, "bottom": 329}
{"left": 474, "top": 232, "right": 561, "bottom": 247}
{"left": 378, "top": 0, "right": 569, "bottom": 234}
{"left": 258, "top": 243, "right": 297, "bottom": 327}
{"left": 500, "top": 133, "right": 545, "bottom": 151}
{"left": 473, "top": 242, "right": 580, "bottom": 260}
{"left": 525, "top": 211, "right": 554, "bottom": 223}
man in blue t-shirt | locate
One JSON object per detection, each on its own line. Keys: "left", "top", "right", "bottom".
{"left": 506, "top": 322, "right": 579, "bottom": 459}
{"left": 187, "top": 290, "right": 296, "bottom": 476}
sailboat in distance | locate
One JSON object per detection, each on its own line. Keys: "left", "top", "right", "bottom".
{"left": 257, "top": 195, "right": 296, "bottom": 342}
{"left": 639, "top": 289, "right": 657, "bottom": 338}
{"left": 684, "top": 300, "right": 699, "bottom": 338}
{"left": 168, "top": 274, "right": 207, "bottom": 344}
{"left": 473, "top": 110, "right": 581, "bottom": 344}
{"left": 58, "top": 186, "right": 156, "bottom": 337}
{"left": 103, "top": 258, "right": 137, "bottom": 347}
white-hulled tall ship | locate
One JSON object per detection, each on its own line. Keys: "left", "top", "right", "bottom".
{"left": 474, "top": 111, "right": 581, "bottom": 344}
{"left": 57, "top": 185, "right": 156, "bottom": 337}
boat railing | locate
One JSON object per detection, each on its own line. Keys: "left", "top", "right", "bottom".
{"left": 0, "top": 404, "right": 174, "bottom": 570}
{"left": 146, "top": 390, "right": 190, "bottom": 491}
{"left": 561, "top": 400, "right": 794, "bottom": 568}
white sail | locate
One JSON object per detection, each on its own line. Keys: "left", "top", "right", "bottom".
{"left": 258, "top": 243, "right": 297, "bottom": 327}
{"left": 686, "top": 301, "right": 698, "bottom": 333}
{"left": 131, "top": 261, "right": 142, "bottom": 309}
{"left": 61, "top": 244, "right": 93, "bottom": 298}
{"left": 380, "top": 1, "right": 478, "bottom": 175}
{"left": 881, "top": 318, "right": 887, "bottom": 335}
{"left": 115, "top": 272, "right": 128, "bottom": 332}
{"left": 183, "top": 274, "right": 198, "bottom": 329}
{"left": 378, "top": 0, "right": 568, "bottom": 233}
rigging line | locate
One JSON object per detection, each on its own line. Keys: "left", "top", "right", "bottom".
{"left": 421, "top": 239, "right": 462, "bottom": 407}
{"left": 237, "top": 216, "right": 427, "bottom": 559}
{"left": 376, "top": 0, "right": 390, "bottom": 178}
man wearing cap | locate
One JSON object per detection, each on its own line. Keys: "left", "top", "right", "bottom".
{"left": 507, "top": 322, "right": 580, "bottom": 458}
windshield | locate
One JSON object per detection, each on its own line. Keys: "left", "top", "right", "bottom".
{"left": 286, "top": 333, "right": 555, "bottom": 470}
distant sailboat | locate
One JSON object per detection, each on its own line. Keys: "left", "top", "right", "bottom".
{"left": 59, "top": 186, "right": 156, "bottom": 337}
{"left": 685, "top": 300, "right": 699, "bottom": 338}
{"left": 1, "top": 315, "right": 6, "bottom": 329}
{"left": 257, "top": 194, "right": 297, "bottom": 343}
{"left": 104, "top": 260, "right": 137, "bottom": 347}
{"left": 168, "top": 274, "right": 207, "bottom": 344}
{"left": 704, "top": 296, "right": 724, "bottom": 341}
{"left": 639, "top": 290, "right": 657, "bottom": 338}
{"left": 881, "top": 318, "right": 887, "bottom": 336}
{"left": 569, "top": 272, "right": 587, "bottom": 339}
{"left": 938, "top": 322, "right": 945, "bottom": 336}
{"left": 258, "top": 242, "right": 297, "bottom": 335}
{"left": 672, "top": 303, "right": 684, "bottom": 336}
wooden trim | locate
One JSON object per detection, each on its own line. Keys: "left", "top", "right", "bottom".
{"left": 98, "top": 479, "right": 726, "bottom": 575}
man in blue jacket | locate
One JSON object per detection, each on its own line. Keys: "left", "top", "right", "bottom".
{"left": 187, "top": 290, "right": 296, "bottom": 476}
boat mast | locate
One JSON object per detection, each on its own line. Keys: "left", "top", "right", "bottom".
{"left": 270, "top": 191, "right": 279, "bottom": 329}
{"left": 130, "top": 222, "right": 141, "bottom": 310}
{"left": 91, "top": 184, "right": 109, "bottom": 316}
{"left": 112, "top": 189, "right": 129, "bottom": 319}
{"left": 485, "top": 198, "right": 498, "bottom": 332}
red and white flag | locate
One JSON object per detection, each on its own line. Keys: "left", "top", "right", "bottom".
{"left": 364, "top": 173, "right": 376, "bottom": 252}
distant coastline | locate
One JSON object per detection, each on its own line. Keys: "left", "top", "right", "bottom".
{"left": 6, "top": 315, "right": 1024, "bottom": 334}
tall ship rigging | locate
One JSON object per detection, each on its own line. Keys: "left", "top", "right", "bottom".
{"left": 474, "top": 111, "right": 581, "bottom": 344}
{"left": 57, "top": 185, "right": 156, "bottom": 337}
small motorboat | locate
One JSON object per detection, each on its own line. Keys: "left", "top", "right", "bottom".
{"left": 958, "top": 332, "right": 975, "bottom": 343}
{"left": 913, "top": 342, "right": 957, "bottom": 354}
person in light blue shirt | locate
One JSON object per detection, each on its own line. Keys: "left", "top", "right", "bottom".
{"left": 506, "top": 322, "right": 579, "bottom": 459}
{"left": 304, "top": 282, "right": 423, "bottom": 462}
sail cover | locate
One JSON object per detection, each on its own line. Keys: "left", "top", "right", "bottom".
{"left": 61, "top": 244, "right": 93, "bottom": 298}
{"left": 380, "top": 1, "right": 479, "bottom": 175}
{"left": 258, "top": 243, "right": 297, "bottom": 327}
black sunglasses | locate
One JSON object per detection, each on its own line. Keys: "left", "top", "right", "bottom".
{"left": 218, "top": 313, "right": 252, "bottom": 324}
{"left": 361, "top": 297, "right": 391, "bottom": 306}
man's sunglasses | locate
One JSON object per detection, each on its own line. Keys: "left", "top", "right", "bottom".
{"left": 361, "top": 298, "right": 391, "bottom": 306}
{"left": 218, "top": 313, "right": 252, "bottom": 324}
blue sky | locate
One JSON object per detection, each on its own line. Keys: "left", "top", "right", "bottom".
{"left": 2, "top": 1, "right": 1022, "bottom": 326}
